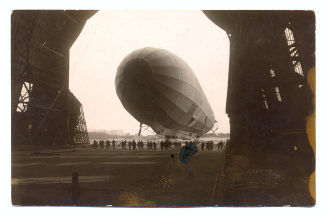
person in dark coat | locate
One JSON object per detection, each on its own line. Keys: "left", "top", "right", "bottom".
{"left": 112, "top": 139, "right": 116, "bottom": 149}
{"left": 201, "top": 142, "right": 205, "bottom": 151}
{"left": 105, "top": 140, "right": 110, "bottom": 149}
{"left": 99, "top": 140, "right": 104, "bottom": 149}
{"left": 128, "top": 141, "right": 132, "bottom": 150}
{"left": 93, "top": 140, "right": 98, "bottom": 149}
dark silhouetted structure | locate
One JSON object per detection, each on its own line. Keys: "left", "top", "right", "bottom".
{"left": 204, "top": 10, "right": 315, "bottom": 206}
{"left": 11, "top": 10, "right": 96, "bottom": 147}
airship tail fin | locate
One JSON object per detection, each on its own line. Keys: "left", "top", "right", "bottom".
{"left": 210, "top": 120, "right": 219, "bottom": 134}
{"left": 138, "top": 123, "right": 143, "bottom": 136}
{"left": 137, "top": 123, "right": 156, "bottom": 136}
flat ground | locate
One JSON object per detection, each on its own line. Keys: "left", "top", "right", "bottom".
{"left": 12, "top": 146, "right": 225, "bottom": 207}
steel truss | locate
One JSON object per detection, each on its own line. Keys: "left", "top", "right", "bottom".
{"left": 69, "top": 92, "right": 90, "bottom": 144}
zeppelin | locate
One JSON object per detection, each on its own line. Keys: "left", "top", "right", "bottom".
{"left": 115, "top": 47, "right": 215, "bottom": 139}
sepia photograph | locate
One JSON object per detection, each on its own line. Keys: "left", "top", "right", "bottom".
{"left": 11, "top": 9, "right": 316, "bottom": 207}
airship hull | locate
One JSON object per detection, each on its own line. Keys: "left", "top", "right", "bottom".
{"left": 115, "top": 47, "right": 215, "bottom": 138}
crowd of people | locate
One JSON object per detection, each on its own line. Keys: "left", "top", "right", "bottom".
{"left": 200, "top": 140, "right": 225, "bottom": 151}
{"left": 89, "top": 139, "right": 226, "bottom": 151}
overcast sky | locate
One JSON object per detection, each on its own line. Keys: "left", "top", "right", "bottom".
{"left": 69, "top": 10, "right": 230, "bottom": 135}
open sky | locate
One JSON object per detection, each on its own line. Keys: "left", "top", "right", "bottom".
{"left": 69, "top": 10, "right": 230, "bottom": 135}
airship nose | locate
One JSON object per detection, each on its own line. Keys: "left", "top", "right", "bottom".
{"left": 123, "top": 58, "right": 152, "bottom": 86}
{"left": 119, "top": 58, "right": 158, "bottom": 123}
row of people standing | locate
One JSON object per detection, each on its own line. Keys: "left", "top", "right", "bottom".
{"left": 90, "top": 139, "right": 182, "bottom": 151}
{"left": 91, "top": 139, "right": 225, "bottom": 151}
{"left": 201, "top": 141, "right": 213, "bottom": 151}
{"left": 200, "top": 140, "right": 225, "bottom": 151}
{"left": 126, "top": 140, "right": 180, "bottom": 151}
{"left": 92, "top": 139, "right": 117, "bottom": 149}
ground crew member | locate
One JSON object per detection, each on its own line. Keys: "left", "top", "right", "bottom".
{"left": 128, "top": 141, "right": 132, "bottom": 150}
{"left": 105, "top": 140, "right": 110, "bottom": 149}
{"left": 93, "top": 140, "right": 98, "bottom": 149}
{"left": 201, "top": 142, "right": 205, "bottom": 151}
